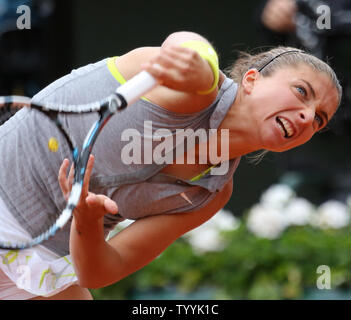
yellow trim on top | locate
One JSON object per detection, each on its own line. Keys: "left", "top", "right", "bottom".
{"left": 107, "top": 57, "right": 126, "bottom": 84}
{"left": 180, "top": 41, "right": 219, "bottom": 95}
{"left": 189, "top": 164, "right": 217, "bottom": 182}
{"left": 107, "top": 57, "right": 149, "bottom": 101}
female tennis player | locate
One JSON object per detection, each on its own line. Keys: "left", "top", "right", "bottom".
{"left": 0, "top": 31, "right": 341, "bottom": 299}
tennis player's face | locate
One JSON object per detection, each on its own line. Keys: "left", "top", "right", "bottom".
{"left": 247, "top": 64, "right": 339, "bottom": 152}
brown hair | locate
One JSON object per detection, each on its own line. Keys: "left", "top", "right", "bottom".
{"left": 227, "top": 46, "right": 342, "bottom": 107}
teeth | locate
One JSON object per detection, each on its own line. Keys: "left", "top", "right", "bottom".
{"left": 277, "top": 117, "right": 294, "bottom": 138}
{"left": 277, "top": 120, "right": 286, "bottom": 136}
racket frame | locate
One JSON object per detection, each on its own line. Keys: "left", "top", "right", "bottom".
{"left": 0, "top": 71, "right": 157, "bottom": 250}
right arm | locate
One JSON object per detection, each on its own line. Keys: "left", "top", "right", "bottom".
{"left": 59, "top": 156, "right": 233, "bottom": 289}
{"left": 72, "top": 183, "right": 231, "bottom": 289}
{"left": 114, "top": 31, "right": 222, "bottom": 113}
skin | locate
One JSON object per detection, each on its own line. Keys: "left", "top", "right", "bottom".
{"left": 32, "top": 31, "right": 339, "bottom": 299}
{"left": 261, "top": 0, "right": 297, "bottom": 33}
{"left": 220, "top": 64, "right": 339, "bottom": 156}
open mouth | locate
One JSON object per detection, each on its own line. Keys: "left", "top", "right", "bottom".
{"left": 276, "top": 116, "right": 295, "bottom": 138}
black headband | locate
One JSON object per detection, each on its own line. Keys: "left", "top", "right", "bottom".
{"left": 257, "top": 50, "right": 304, "bottom": 72}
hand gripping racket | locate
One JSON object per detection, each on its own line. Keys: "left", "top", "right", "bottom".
{"left": 0, "top": 70, "right": 157, "bottom": 250}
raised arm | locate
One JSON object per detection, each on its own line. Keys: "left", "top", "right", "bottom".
{"left": 59, "top": 156, "right": 233, "bottom": 289}
{"left": 115, "top": 31, "right": 221, "bottom": 113}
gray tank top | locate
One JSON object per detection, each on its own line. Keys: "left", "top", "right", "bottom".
{"left": 0, "top": 58, "right": 240, "bottom": 256}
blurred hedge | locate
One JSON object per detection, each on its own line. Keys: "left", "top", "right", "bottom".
{"left": 91, "top": 219, "right": 351, "bottom": 300}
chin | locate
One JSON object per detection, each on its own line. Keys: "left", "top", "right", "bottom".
{"left": 260, "top": 129, "right": 303, "bottom": 153}
{"left": 262, "top": 138, "right": 296, "bottom": 152}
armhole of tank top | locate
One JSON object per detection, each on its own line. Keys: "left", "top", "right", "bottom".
{"left": 107, "top": 57, "right": 150, "bottom": 102}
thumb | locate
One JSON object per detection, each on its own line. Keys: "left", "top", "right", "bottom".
{"left": 86, "top": 193, "right": 118, "bottom": 215}
{"left": 103, "top": 197, "right": 119, "bottom": 214}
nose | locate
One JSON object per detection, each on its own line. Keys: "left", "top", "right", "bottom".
{"left": 298, "top": 108, "right": 314, "bottom": 125}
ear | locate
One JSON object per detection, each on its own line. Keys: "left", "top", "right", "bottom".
{"left": 241, "top": 68, "right": 260, "bottom": 94}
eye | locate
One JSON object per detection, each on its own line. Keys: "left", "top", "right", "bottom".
{"left": 314, "top": 113, "right": 324, "bottom": 127}
{"left": 296, "top": 86, "right": 307, "bottom": 97}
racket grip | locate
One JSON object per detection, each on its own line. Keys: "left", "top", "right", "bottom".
{"left": 116, "top": 71, "right": 157, "bottom": 106}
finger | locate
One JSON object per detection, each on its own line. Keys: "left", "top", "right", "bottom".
{"left": 103, "top": 197, "right": 119, "bottom": 214}
{"left": 82, "top": 154, "right": 95, "bottom": 196}
{"left": 68, "top": 163, "right": 75, "bottom": 189}
{"left": 141, "top": 62, "right": 169, "bottom": 83}
{"left": 152, "top": 52, "right": 189, "bottom": 71}
{"left": 161, "top": 46, "right": 204, "bottom": 68}
{"left": 163, "top": 46, "right": 196, "bottom": 60}
{"left": 166, "top": 45, "right": 199, "bottom": 54}
{"left": 58, "top": 158, "right": 70, "bottom": 196}
{"left": 86, "top": 193, "right": 119, "bottom": 215}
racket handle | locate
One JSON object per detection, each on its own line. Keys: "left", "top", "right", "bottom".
{"left": 116, "top": 71, "right": 157, "bottom": 106}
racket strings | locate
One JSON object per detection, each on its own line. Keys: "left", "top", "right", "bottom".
{"left": 0, "top": 70, "right": 157, "bottom": 250}
{"left": 0, "top": 95, "right": 112, "bottom": 116}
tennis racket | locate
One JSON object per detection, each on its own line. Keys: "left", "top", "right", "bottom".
{"left": 0, "top": 70, "right": 157, "bottom": 250}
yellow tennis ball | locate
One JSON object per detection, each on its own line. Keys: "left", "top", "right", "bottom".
{"left": 48, "top": 137, "right": 59, "bottom": 152}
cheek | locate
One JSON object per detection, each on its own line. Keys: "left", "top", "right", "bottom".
{"left": 275, "top": 90, "right": 296, "bottom": 107}
{"left": 255, "top": 89, "right": 293, "bottom": 116}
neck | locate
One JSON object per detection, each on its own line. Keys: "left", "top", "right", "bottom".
{"left": 217, "top": 86, "right": 262, "bottom": 160}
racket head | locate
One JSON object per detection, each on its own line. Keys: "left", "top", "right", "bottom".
{"left": 0, "top": 71, "right": 157, "bottom": 250}
{"left": 0, "top": 106, "right": 109, "bottom": 251}
{"left": 0, "top": 95, "right": 73, "bottom": 250}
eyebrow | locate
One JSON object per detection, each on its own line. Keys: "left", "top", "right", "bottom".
{"left": 298, "top": 79, "right": 330, "bottom": 124}
{"left": 299, "top": 79, "right": 316, "bottom": 99}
